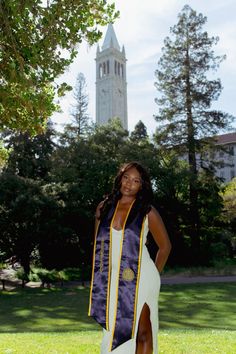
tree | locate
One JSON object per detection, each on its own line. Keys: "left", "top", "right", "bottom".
{"left": 54, "top": 118, "right": 128, "bottom": 206}
{"left": 3, "top": 122, "right": 55, "bottom": 180}
{"left": 130, "top": 120, "right": 149, "bottom": 144}
{"left": 0, "top": 122, "right": 56, "bottom": 273}
{"left": 0, "top": 0, "right": 118, "bottom": 134}
{"left": 154, "top": 5, "right": 233, "bottom": 259}
{"left": 43, "top": 118, "right": 128, "bottom": 271}
{"left": 64, "top": 72, "right": 90, "bottom": 139}
{"left": 221, "top": 178, "right": 236, "bottom": 253}
{"left": 221, "top": 178, "right": 236, "bottom": 223}
{"left": 0, "top": 140, "right": 10, "bottom": 169}
{"left": 0, "top": 174, "right": 44, "bottom": 274}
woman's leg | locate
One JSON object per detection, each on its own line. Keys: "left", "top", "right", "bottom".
{"left": 135, "top": 303, "right": 153, "bottom": 354}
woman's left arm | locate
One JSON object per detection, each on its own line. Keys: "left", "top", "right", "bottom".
{"left": 148, "top": 206, "right": 172, "bottom": 273}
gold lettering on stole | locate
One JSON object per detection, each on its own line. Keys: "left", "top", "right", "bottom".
{"left": 100, "top": 238, "right": 105, "bottom": 273}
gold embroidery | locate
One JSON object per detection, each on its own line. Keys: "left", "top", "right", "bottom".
{"left": 88, "top": 220, "right": 100, "bottom": 316}
{"left": 122, "top": 267, "right": 135, "bottom": 281}
{"left": 100, "top": 238, "right": 105, "bottom": 273}
{"left": 109, "top": 199, "right": 135, "bottom": 351}
{"left": 131, "top": 218, "right": 145, "bottom": 337}
{"left": 106, "top": 201, "right": 120, "bottom": 331}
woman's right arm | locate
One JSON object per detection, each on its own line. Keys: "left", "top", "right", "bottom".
{"left": 148, "top": 206, "right": 171, "bottom": 273}
{"left": 95, "top": 201, "right": 104, "bottom": 231}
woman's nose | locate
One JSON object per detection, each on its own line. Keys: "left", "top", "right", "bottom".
{"left": 125, "top": 178, "right": 131, "bottom": 186}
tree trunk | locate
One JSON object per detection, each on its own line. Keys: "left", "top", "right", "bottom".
{"left": 21, "top": 256, "right": 31, "bottom": 276}
{"left": 185, "top": 45, "right": 201, "bottom": 262}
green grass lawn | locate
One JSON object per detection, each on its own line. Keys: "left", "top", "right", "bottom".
{"left": 0, "top": 330, "right": 235, "bottom": 354}
{"left": 0, "top": 282, "right": 235, "bottom": 353}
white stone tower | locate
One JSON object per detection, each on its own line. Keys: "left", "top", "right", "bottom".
{"left": 96, "top": 24, "right": 128, "bottom": 129}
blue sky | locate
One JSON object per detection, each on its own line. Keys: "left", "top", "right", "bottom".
{"left": 52, "top": 0, "right": 236, "bottom": 135}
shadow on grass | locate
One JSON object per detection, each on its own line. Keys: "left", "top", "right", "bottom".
{"left": 0, "top": 286, "right": 100, "bottom": 333}
{"left": 0, "top": 282, "right": 235, "bottom": 333}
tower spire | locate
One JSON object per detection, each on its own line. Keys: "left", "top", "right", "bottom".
{"left": 102, "top": 23, "right": 120, "bottom": 51}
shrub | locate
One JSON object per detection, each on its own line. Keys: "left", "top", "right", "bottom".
{"left": 60, "top": 268, "right": 81, "bottom": 281}
{"left": 35, "top": 269, "right": 59, "bottom": 287}
{"left": 16, "top": 268, "right": 29, "bottom": 287}
{"left": 209, "top": 242, "right": 230, "bottom": 266}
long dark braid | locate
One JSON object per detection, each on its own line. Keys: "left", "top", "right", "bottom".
{"left": 99, "top": 161, "right": 153, "bottom": 221}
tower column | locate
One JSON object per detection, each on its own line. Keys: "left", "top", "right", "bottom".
{"left": 95, "top": 24, "right": 128, "bottom": 130}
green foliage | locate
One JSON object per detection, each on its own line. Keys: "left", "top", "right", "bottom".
{"left": 221, "top": 177, "right": 236, "bottom": 222}
{"left": 220, "top": 177, "right": 236, "bottom": 254}
{"left": 54, "top": 118, "right": 128, "bottom": 207}
{"left": 59, "top": 267, "right": 81, "bottom": 281}
{"left": 0, "top": 115, "right": 234, "bottom": 270}
{"left": 147, "top": 153, "right": 190, "bottom": 265}
{"left": 29, "top": 267, "right": 83, "bottom": 283}
{"left": 154, "top": 5, "right": 232, "bottom": 149}
{"left": 0, "top": 140, "right": 11, "bottom": 168}
{"left": 0, "top": 0, "right": 118, "bottom": 133}
{"left": 0, "top": 262, "right": 7, "bottom": 270}
{"left": 15, "top": 268, "right": 29, "bottom": 287}
{"left": 0, "top": 174, "right": 45, "bottom": 274}
{"left": 197, "top": 170, "right": 223, "bottom": 223}
{"left": 34, "top": 268, "right": 60, "bottom": 285}
{"left": 3, "top": 122, "right": 55, "bottom": 180}
{"left": 208, "top": 242, "right": 230, "bottom": 263}
{"left": 130, "top": 120, "right": 149, "bottom": 144}
{"left": 154, "top": 5, "right": 233, "bottom": 260}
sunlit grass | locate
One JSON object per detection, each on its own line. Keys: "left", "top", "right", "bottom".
{"left": 0, "top": 282, "right": 235, "bottom": 353}
{"left": 0, "top": 330, "right": 235, "bottom": 353}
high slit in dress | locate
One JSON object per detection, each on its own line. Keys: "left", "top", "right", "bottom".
{"left": 100, "top": 217, "right": 161, "bottom": 353}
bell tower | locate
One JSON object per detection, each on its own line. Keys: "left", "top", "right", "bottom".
{"left": 96, "top": 24, "right": 128, "bottom": 129}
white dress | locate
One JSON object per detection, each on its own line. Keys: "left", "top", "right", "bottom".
{"left": 101, "top": 217, "right": 160, "bottom": 353}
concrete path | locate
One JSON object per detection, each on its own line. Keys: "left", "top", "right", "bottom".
{"left": 1, "top": 268, "right": 236, "bottom": 291}
{"left": 161, "top": 275, "right": 236, "bottom": 285}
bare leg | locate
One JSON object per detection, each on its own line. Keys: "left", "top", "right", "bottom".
{"left": 135, "top": 303, "right": 153, "bottom": 354}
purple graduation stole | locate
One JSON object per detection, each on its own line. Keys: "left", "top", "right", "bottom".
{"left": 88, "top": 200, "right": 145, "bottom": 351}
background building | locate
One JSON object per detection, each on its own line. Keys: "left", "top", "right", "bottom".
{"left": 214, "top": 132, "right": 236, "bottom": 182}
{"left": 180, "top": 132, "right": 236, "bottom": 183}
{"left": 95, "top": 24, "right": 128, "bottom": 129}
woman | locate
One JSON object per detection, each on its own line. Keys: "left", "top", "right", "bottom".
{"left": 88, "top": 162, "right": 171, "bottom": 354}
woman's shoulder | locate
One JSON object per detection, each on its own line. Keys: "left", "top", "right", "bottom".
{"left": 147, "top": 205, "right": 160, "bottom": 221}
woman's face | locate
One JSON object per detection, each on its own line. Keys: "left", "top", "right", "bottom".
{"left": 120, "top": 167, "right": 142, "bottom": 198}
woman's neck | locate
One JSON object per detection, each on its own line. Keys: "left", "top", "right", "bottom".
{"left": 119, "top": 196, "right": 136, "bottom": 205}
